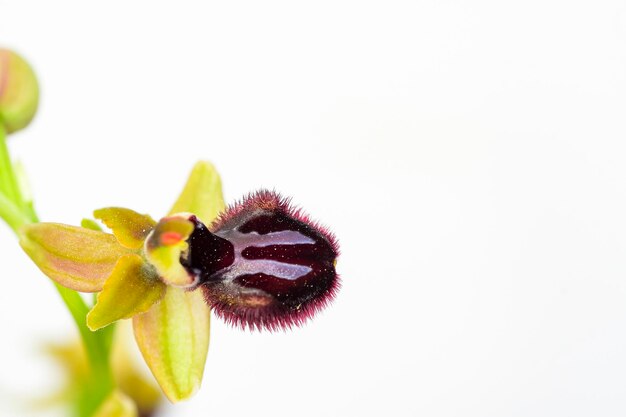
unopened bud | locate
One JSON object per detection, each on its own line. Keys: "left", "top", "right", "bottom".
{"left": 0, "top": 49, "right": 39, "bottom": 133}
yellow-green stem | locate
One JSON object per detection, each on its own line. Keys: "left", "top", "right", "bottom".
{"left": 0, "top": 128, "right": 115, "bottom": 417}
{"left": 0, "top": 125, "right": 22, "bottom": 205}
{"left": 0, "top": 190, "right": 30, "bottom": 233}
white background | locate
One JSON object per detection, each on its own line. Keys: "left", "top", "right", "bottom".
{"left": 1, "top": 1, "right": 626, "bottom": 416}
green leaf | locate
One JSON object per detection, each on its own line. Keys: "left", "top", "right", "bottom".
{"left": 19, "top": 223, "right": 131, "bottom": 292}
{"left": 87, "top": 254, "right": 166, "bottom": 331}
{"left": 169, "top": 161, "right": 225, "bottom": 225}
{"left": 94, "top": 207, "right": 156, "bottom": 249}
{"left": 132, "top": 287, "right": 210, "bottom": 403}
{"left": 92, "top": 390, "right": 138, "bottom": 417}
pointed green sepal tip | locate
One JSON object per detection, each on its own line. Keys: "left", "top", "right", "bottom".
{"left": 93, "top": 390, "right": 138, "bottom": 417}
{"left": 19, "top": 223, "right": 131, "bottom": 292}
{"left": 87, "top": 254, "right": 166, "bottom": 331}
{"left": 169, "top": 161, "right": 226, "bottom": 225}
{"left": 81, "top": 218, "right": 103, "bottom": 231}
{"left": 94, "top": 207, "right": 156, "bottom": 249}
{"left": 0, "top": 49, "right": 40, "bottom": 134}
{"left": 133, "top": 287, "right": 210, "bottom": 403}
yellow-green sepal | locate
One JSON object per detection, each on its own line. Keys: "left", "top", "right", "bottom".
{"left": 144, "top": 215, "right": 195, "bottom": 287}
{"left": 19, "top": 223, "right": 131, "bottom": 292}
{"left": 132, "top": 287, "right": 210, "bottom": 403}
{"left": 86, "top": 254, "right": 166, "bottom": 331}
{"left": 92, "top": 390, "right": 138, "bottom": 417}
{"left": 169, "top": 161, "right": 226, "bottom": 225}
{"left": 94, "top": 207, "right": 156, "bottom": 249}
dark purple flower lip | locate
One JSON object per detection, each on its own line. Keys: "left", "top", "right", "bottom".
{"left": 181, "top": 190, "right": 340, "bottom": 331}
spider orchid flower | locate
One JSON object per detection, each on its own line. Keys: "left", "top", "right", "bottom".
{"left": 19, "top": 161, "right": 340, "bottom": 402}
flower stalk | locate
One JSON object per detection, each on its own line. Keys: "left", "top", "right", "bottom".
{"left": 0, "top": 124, "right": 20, "bottom": 204}
{"left": 0, "top": 126, "right": 116, "bottom": 417}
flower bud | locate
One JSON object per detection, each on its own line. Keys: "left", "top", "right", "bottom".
{"left": 0, "top": 48, "right": 39, "bottom": 133}
{"left": 181, "top": 190, "right": 340, "bottom": 331}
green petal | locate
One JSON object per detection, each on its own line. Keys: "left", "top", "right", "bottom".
{"left": 19, "top": 223, "right": 130, "bottom": 292}
{"left": 81, "top": 218, "right": 103, "bottom": 231}
{"left": 94, "top": 207, "right": 156, "bottom": 249}
{"left": 132, "top": 287, "right": 210, "bottom": 403}
{"left": 169, "top": 161, "right": 226, "bottom": 225}
{"left": 93, "top": 390, "right": 138, "bottom": 417}
{"left": 87, "top": 254, "right": 166, "bottom": 331}
{"left": 144, "top": 215, "right": 195, "bottom": 287}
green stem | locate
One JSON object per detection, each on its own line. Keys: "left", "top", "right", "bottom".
{"left": 0, "top": 129, "right": 115, "bottom": 416}
{"left": 56, "top": 284, "right": 112, "bottom": 374}
{"left": 0, "top": 190, "right": 30, "bottom": 233}
{"left": 28, "top": 215, "right": 115, "bottom": 417}
{"left": 0, "top": 124, "right": 22, "bottom": 206}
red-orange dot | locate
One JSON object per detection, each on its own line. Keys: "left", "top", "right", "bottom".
{"left": 160, "top": 231, "right": 182, "bottom": 246}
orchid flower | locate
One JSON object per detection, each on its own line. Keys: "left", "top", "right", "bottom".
{"left": 0, "top": 46, "right": 340, "bottom": 414}
{"left": 19, "top": 162, "right": 340, "bottom": 402}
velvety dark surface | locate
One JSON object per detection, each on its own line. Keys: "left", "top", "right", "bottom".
{"left": 181, "top": 191, "right": 339, "bottom": 330}
{"left": 182, "top": 215, "right": 235, "bottom": 279}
